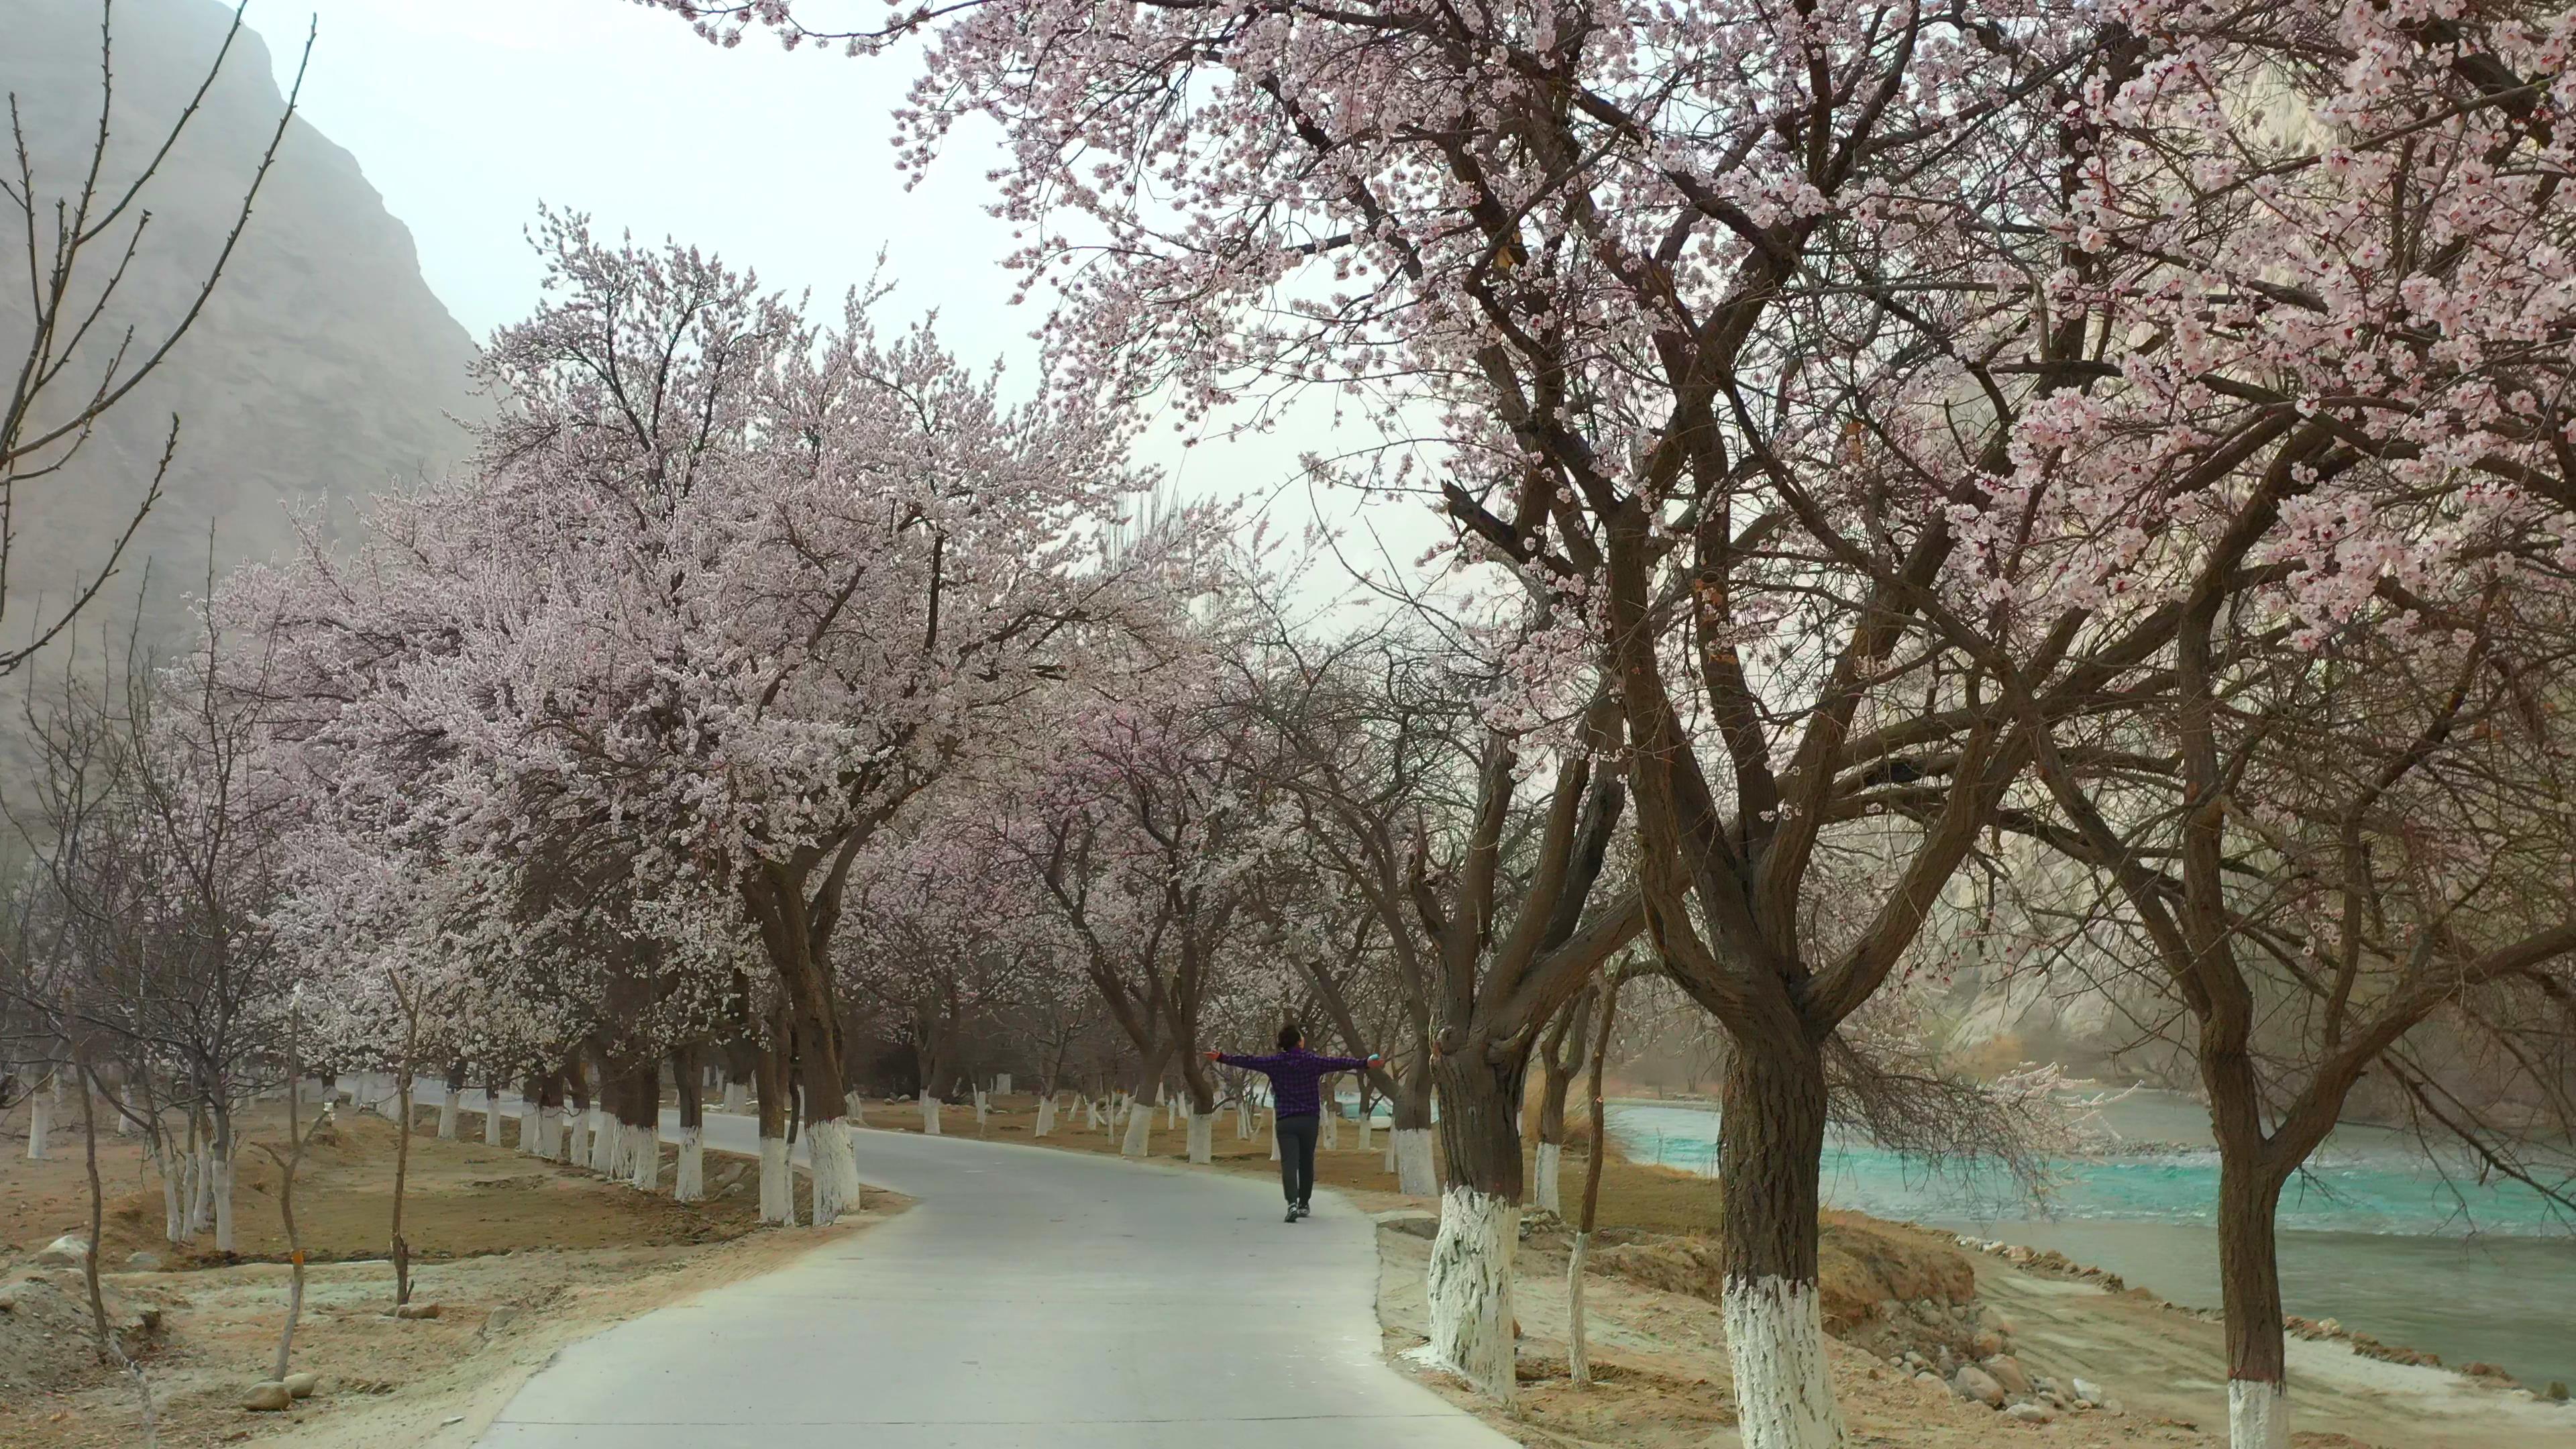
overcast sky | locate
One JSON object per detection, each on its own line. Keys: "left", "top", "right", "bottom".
{"left": 258, "top": 0, "right": 1445, "bottom": 587}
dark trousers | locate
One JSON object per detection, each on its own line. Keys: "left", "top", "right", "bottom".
{"left": 1277, "top": 1113, "right": 1320, "bottom": 1205}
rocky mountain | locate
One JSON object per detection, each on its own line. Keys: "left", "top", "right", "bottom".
{"left": 1, "top": 0, "right": 481, "bottom": 661}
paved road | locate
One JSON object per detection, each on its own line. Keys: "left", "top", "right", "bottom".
{"left": 421, "top": 1088, "right": 1505, "bottom": 1449}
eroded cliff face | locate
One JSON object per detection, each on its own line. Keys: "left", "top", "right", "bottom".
{"left": 1, "top": 0, "right": 480, "bottom": 661}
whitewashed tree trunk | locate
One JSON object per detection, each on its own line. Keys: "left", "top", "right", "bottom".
{"left": 919, "top": 1091, "right": 943, "bottom": 1136}
{"left": 627, "top": 1124, "right": 659, "bottom": 1191}
{"left": 437, "top": 1093, "right": 460, "bottom": 1140}
{"left": 25, "top": 1084, "right": 49, "bottom": 1160}
{"left": 722, "top": 1079, "right": 748, "bottom": 1114}
{"left": 974, "top": 1090, "right": 989, "bottom": 1128}
{"left": 1034, "top": 1095, "right": 1055, "bottom": 1137}
{"left": 1534, "top": 1142, "right": 1563, "bottom": 1214}
{"left": 1395, "top": 1127, "right": 1436, "bottom": 1195}
{"left": 589, "top": 1108, "right": 618, "bottom": 1175}
{"left": 808, "top": 1117, "right": 862, "bottom": 1225}
{"left": 211, "top": 1155, "right": 237, "bottom": 1252}
{"left": 1121, "top": 1100, "right": 1152, "bottom": 1158}
{"left": 2230, "top": 1383, "right": 2290, "bottom": 1449}
{"left": 484, "top": 1097, "right": 505, "bottom": 1146}
{"left": 1723, "top": 1277, "right": 1849, "bottom": 1449}
{"left": 1424, "top": 1185, "right": 1519, "bottom": 1399}
{"left": 1568, "top": 1232, "right": 1593, "bottom": 1385}
{"left": 673, "top": 1126, "right": 705, "bottom": 1203}
{"left": 559, "top": 1106, "right": 582, "bottom": 1164}
{"left": 159, "top": 1159, "right": 185, "bottom": 1243}
{"left": 1322, "top": 1107, "right": 1340, "bottom": 1149}
{"left": 844, "top": 1090, "right": 869, "bottom": 1127}
{"left": 518, "top": 1102, "right": 541, "bottom": 1155}
{"left": 995, "top": 1073, "right": 1012, "bottom": 1095}
{"left": 1165, "top": 1096, "right": 1177, "bottom": 1128}
{"left": 113, "top": 1088, "right": 135, "bottom": 1136}
{"left": 1358, "top": 1117, "right": 1374, "bottom": 1152}
{"left": 1236, "top": 1102, "right": 1252, "bottom": 1138}
{"left": 1185, "top": 1110, "right": 1214, "bottom": 1165}
{"left": 189, "top": 1147, "right": 215, "bottom": 1236}
{"left": 1269, "top": 1110, "right": 1281, "bottom": 1161}
{"left": 757, "top": 1134, "right": 793, "bottom": 1225}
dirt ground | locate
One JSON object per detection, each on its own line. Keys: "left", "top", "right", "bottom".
{"left": 874, "top": 1093, "right": 2575, "bottom": 1449}
{"left": 1, "top": 1098, "right": 906, "bottom": 1449}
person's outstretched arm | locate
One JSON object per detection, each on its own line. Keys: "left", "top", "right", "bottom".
{"left": 1207, "top": 1049, "right": 1288, "bottom": 1072}
{"left": 1313, "top": 1052, "right": 1384, "bottom": 1073}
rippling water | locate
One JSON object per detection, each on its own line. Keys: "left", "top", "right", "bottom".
{"left": 1608, "top": 1093, "right": 2576, "bottom": 1388}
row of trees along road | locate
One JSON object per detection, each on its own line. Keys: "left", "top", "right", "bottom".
{"left": 3, "top": 5, "right": 2575, "bottom": 1449}
{"left": 642, "top": 3, "right": 2576, "bottom": 1448}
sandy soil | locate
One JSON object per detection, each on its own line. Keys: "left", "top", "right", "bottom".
{"left": 1, "top": 1099, "right": 907, "bottom": 1449}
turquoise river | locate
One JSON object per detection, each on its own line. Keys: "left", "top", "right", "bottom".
{"left": 1605, "top": 1091, "right": 2576, "bottom": 1389}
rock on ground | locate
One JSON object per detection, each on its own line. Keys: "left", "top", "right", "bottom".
{"left": 1951, "top": 1364, "right": 2006, "bottom": 1408}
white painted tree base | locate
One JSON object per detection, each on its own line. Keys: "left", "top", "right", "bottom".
{"left": 1722, "top": 1275, "right": 1850, "bottom": 1449}
{"left": 1424, "top": 1185, "right": 1519, "bottom": 1400}
{"left": 1121, "top": 1103, "right": 1152, "bottom": 1158}
{"left": 590, "top": 1111, "right": 618, "bottom": 1175}
{"left": 920, "top": 1092, "right": 943, "bottom": 1136}
{"left": 437, "top": 1097, "right": 460, "bottom": 1139}
{"left": 211, "top": 1158, "right": 237, "bottom": 1253}
{"left": 1567, "top": 1232, "right": 1593, "bottom": 1384}
{"left": 1395, "top": 1128, "right": 1436, "bottom": 1196}
{"left": 2230, "top": 1380, "right": 2290, "bottom": 1449}
{"left": 722, "top": 1081, "right": 747, "bottom": 1114}
{"left": 26, "top": 1091, "right": 48, "bottom": 1160}
{"left": 1269, "top": 1112, "right": 1281, "bottom": 1161}
{"left": 808, "top": 1116, "right": 863, "bottom": 1225}
{"left": 758, "top": 1135, "right": 794, "bottom": 1225}
{"left": 484, "top": 1100, "right": 505, "bottom": 1146}
{"left": 1034, "top": 1097, "right": 1055, "bottom": 1138}
{"left": 1534, "top": 1142, "right": 1562, "bottom": 1214}
{"left": 1321, "top": 1109, "right": 1339, "bottom": 1149}
{"left": 626, "top": 1124, "right": 660, "bottom": 1191}
{"left": 159, "top": 1168, "right": 185, "bottom": 1243}
{"left": 674, "top": 1126, "right": 705, "bottom": 1202}
{"left": 1185, "top": 1111, "right": 1214, "bottom": 1165}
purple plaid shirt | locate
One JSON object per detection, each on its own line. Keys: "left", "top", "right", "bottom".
{"left": 1218, "top": 1049, "right": 1369, "bottom": 1118}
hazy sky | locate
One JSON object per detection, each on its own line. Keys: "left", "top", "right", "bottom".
{"left": 258, "top": 1, "right": 1445, "bottom": 580}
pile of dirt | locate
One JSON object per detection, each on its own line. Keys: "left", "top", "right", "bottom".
{"left": 0, "top": 1255, "right": 166, "bottom": 1405}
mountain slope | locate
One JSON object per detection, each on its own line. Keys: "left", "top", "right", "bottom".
{"left": 1, "top": 0, "right": 481, "bottom": 657}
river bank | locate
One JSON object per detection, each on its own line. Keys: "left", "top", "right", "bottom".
{"left": 1609, "top": 1095, "right": 2576, "bottom": 1391}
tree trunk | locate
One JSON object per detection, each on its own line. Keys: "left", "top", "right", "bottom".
{"left": 1570, "top": 969, "right": 1619, "bottom": 1386}
{"left": 1120, "top": 1094, "right": 1154, "bottom": 1157}
{"left": 1424, "top": 1056, "right": 1523, "bottom": 1399}
{"left": 2218, "top": 1151, "right": 2292, "bottom": 1449}
{"left": 919, "top": 1089, "right": 943, "bottom": 1135}
{"left": 209, "top": 1103, "right": 237, "bottom": 1254}
{"left": 623, "top": 1068, "right": 661, "bottom": 1193}
{"left": 674, "top": 1049, "right": 707, "bottom": 1203}
{"left": 755, "top": 1022, "right": 795, "bottom": 1226}
{"left": 390, "top": 1066, "right": 416, "bottom": 1309}
{"left": 1717, "top": 1040, "right": 1845, "bottom": 1449}
{"left": 28, "top": 1075, "right": 51, "bottom": 1159}
{"left": 482, "top": 1075, "right": 506, "bottom": 1146}
{"left": 1185, "top": 1110, "right": 1214, "bottom": 1164}
{"left": 438, "top": 1062, "right": 465, "bottom": 1139}
{"left": 1391, "top": 1067, "right": 1438, "bottom": 1195}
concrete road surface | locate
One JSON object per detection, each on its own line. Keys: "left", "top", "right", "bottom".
{"left": 431, "top": 1091, "right": 1507, "bottom": 1449}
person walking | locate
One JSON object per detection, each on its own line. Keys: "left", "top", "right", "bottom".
{"left": 1208, "top": 1024, "right": 1381, "bottom": 1222}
